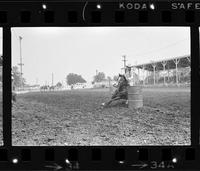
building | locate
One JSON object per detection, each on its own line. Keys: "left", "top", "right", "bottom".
{"left": 128, "top": 55, "right": 191, "bottom": 86}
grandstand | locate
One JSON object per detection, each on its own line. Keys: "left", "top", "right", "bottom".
{"left": 129, "top": 55, "right": 191, "bottom": 86}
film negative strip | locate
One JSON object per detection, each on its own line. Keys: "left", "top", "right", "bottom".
{"left": 0, "top": 0, "right": 200, "bottom": 170}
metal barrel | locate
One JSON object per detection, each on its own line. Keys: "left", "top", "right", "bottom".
{"left": 128, "top": 86, "right": 143, "bottom": 109}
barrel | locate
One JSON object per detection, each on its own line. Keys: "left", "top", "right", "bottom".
{"left": 128, "top": 86, "right": 143, "bottom": 109}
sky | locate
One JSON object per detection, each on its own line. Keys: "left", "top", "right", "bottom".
{"left": 9, "top": 27, "right": 190, "bottom": 86}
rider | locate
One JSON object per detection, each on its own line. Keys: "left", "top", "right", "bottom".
{"left": 101, "top": 74, "right": 129, "bottom": 107}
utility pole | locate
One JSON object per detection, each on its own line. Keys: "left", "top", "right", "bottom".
{"left": 95, "top": 70, "right": 98, "bottom": 83}
{"left": 108, "top": 77, "right": 112, "bottom": 95}
{"left": 122, "top": 55, "right": 127, "bottom": 74}
{"left": 18, "top": 36, "right": 24, "bottom": 90}
{"left": 52, "top": 73, "right": 54, "bottom": 86}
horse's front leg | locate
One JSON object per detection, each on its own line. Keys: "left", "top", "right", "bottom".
{"left": 103, "top": 96, "right": 121, "bottom": 107}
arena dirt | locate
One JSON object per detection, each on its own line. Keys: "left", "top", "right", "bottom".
{"left": 11, "top": 87, "right": 190, "bottom": 146}
{"left": 0, "top": 91, "right": 2, "bottom": 146}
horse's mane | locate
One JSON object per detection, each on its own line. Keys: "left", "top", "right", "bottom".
{"left": 118, "top": 75, "right": 129, "bottom": 86}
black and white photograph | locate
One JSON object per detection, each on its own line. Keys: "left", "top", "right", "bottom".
{"left": 0, "top": 28, "right": 2, "bottom": 146}
{"left": 11, "top": 27, "right": 191, "bottom": 146}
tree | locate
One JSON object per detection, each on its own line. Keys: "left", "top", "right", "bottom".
{"left": 66, "top": 73, "right": 86, "bottom": 85}
{"left": 107, "top": 76, "right": 112, "bottom": 81}
{"left": 56, "top": 82, "right": 62, "bottom": 88}
{"left": 113, "top": 75, "right": 119, "bottom": 81}
{"left": 12, "top": 66, "right": 26, "bottom": 88}
{"left": 93, "top": 72, "right": 105, "bottom": 82}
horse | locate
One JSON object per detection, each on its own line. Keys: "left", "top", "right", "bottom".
{"left": 101, "top": 74, "right": 129, "bottom": 107}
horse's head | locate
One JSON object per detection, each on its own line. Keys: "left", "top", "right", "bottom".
{"left": 118, "top": 74, "right": 128, "bottom": 86}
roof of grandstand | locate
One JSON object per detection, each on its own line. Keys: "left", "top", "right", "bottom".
{"left": 132, "top": 55, "right": 190, "bottom": 72}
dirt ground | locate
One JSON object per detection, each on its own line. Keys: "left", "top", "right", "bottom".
{"left": 0, "top": 95, "right": 3, "bottom": 146}
{"left": 11, "top": 87, "right": 190, "bottom": 146}
{"left": 0, "top": 91, "right": 2, "bottom": 146}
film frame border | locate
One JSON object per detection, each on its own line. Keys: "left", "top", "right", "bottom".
{"left": 0, "top": 0, "right": 200, "bottom": 170}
